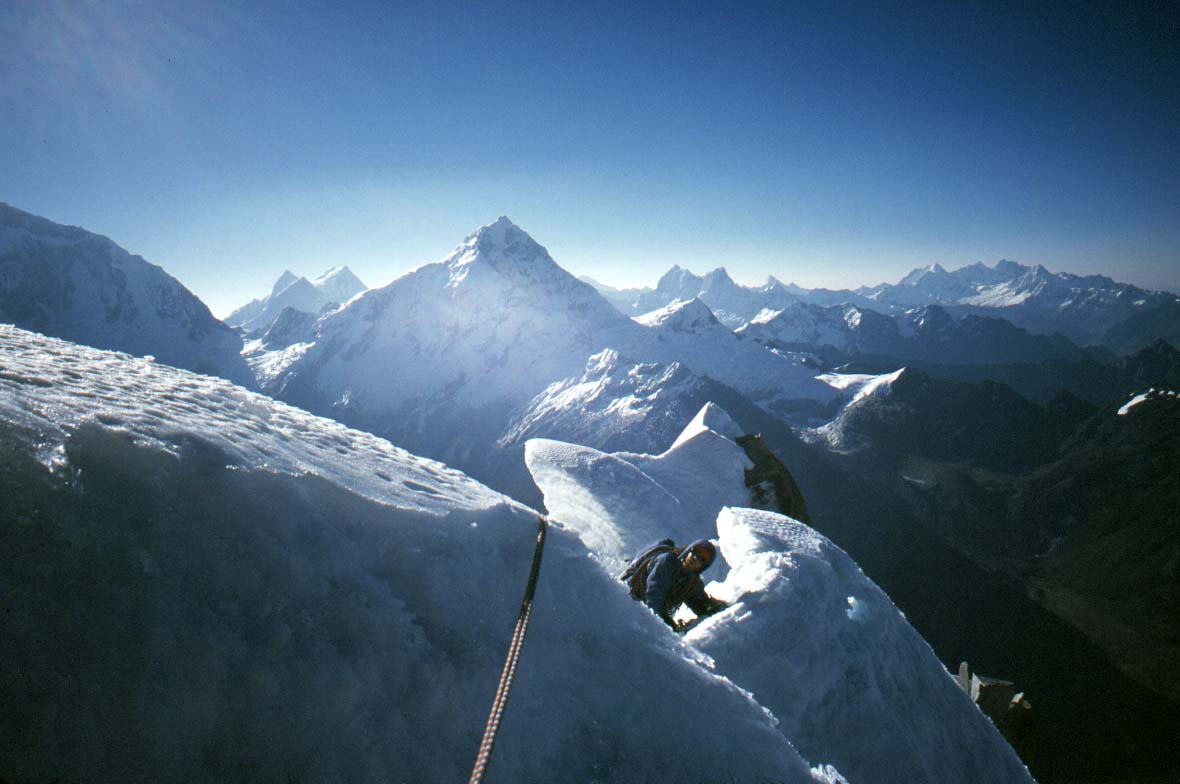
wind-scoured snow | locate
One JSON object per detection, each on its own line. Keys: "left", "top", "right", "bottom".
{"left": 817, "top": 368, "right": 907, "bottom": 406}
{"left": 526, "top": 410, "right": 1034, "bottom": 784}
{"left": 0, "top": 325, "right": 503, "bottom": 516}
{"left": 1, "top": 325, "right": 849, "bottom": 783}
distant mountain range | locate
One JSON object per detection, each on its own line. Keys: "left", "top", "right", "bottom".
{"left": 739, "top": 302, "right": 1085, "bottom": 366}
{"left": 226, "top": 266, "right": 366, "bottom": 334}
{"left": 587, "top": 259, "right": 1180, "bottom": 349}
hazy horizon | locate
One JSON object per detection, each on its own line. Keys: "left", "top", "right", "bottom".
{"left": 4, "top": 2, "right": 1178, "bottom": 317}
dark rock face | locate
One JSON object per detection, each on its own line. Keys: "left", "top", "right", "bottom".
{"left": 956, "top": 663, "right": 1036, "bottom": 767}
{"left": 736, "top": 433, "right": 811, "bottom": 523}
{"left": 258, "top": 306, "right": 319, "bottom": 350}
{"left": 1100, "top": 301, "right": 1180, "bottom": 355}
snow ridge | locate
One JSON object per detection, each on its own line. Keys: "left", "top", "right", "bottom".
{"left": 525, "top": 408, "right": 1033, "bottom": 784}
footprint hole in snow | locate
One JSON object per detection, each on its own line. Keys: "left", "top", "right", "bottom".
{"left": 403, "top": 480, "right": 440, "bottom": 496}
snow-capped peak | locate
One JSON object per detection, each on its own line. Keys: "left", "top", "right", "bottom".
{"left": 702, "top": 267, "right": 738, "bottom": 289}
{"left": 462, "top": 215, "right": 528, "bottom": 254}
{"left": 899, "top": 263, "right": 948, "bottom": 287}
{"left": 440, "top": 216, "right": 563, "bottom": 286}
{"left": 271, "top": 270, "right": 299, "bottom": 296}
{"left": 993, "top": 259, "right": 1028, "bottom": 277}
{"left": 655, "top": 264, "right": 702, "bottom": 294}
{"left": 635, "top": 297, "right": 722, "bottom": 332}
{"left": 669, "top": 401, "right": 743, "bottom": 450}
{"left": 309, "top": 265, "right": 366, "bottom": 304}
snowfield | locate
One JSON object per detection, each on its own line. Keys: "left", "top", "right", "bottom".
{"left": 1, "top": 324, "right": 1029, "bottom": 783}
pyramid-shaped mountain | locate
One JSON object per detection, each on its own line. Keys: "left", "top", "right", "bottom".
{"left": 261, "top": 219, "right": 834, "bottom": 484}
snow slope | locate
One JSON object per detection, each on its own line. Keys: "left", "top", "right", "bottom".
{"left": 634, "top": 298, "right": 838, "bottom": 413}
{"left": 0, "top": 325, "right": 846, "bottom": 783}
{"left": 0, "top": 202, "right": 252, "bottom": 386}
{"left": 498, "top": 348, "right": 710, "bottom": 453}
{"left": 525, "top": 410, "right": 1032, "bottom": 784}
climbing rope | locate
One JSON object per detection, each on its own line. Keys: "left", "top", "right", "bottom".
{"left": 468, "top": 514, "right": 548, "bottom": 784}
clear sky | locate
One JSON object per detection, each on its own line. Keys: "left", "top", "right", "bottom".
{"left": 3, "top": 0, "right": 1178, "bottom": 317}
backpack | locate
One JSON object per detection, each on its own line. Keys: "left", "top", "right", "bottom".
{"left": 619, "top": 538, "right": 678, "bottom": 600}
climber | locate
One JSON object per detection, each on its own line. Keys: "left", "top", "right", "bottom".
{"left": 620, "top": 538, "right": 728, "bottom": 631}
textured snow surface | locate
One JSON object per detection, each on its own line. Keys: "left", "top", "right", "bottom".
{"left": 1, "top": 326, "right": 845, "bottom": 783}
{"left": 697, "top": 509, "right": 1032, "bottom": 784}
{"left": 0, "top": 325, "right": 502, "bottom": 516}
{"left": 527, "top": 414, "right": 1032, "bottom": 784}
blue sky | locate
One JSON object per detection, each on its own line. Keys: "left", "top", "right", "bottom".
{"left": 3, "top": 0, "right": 1178, "bottom": 316}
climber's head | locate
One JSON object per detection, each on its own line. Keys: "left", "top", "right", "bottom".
{"left": 681, "top": 540, "right": 717, "bottom": 574}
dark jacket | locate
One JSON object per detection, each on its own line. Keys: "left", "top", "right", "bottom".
{"left": 638, "top": 550, "right": 725, "bottom": 627}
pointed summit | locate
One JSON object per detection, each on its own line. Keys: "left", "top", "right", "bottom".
{"left": 441, "top": 216, "right": 559, "bottom": 280}
{"left": 656, "top": 264, "right": 702, "bottom": 295}
{"left": 271, "top": 270, "right": 299, "bottom": 296}
{"left": 994, "top": 259, "right": 1028, "bottom": 278}
{"left": 701, "top": 267, "right": 738, "bottom": 291}
{"left": 474, "top": 215, "right": 521, "bottom": 247}
{"left": 899, "top": 264, "right": 948, "bottom": 287}
{"left": 636, "top": 297, "right": 722, "bottom": 333}
{"left": 669, "top": 402, "right": 744, "bottom": 450}
{"left": 311, "top": 266, "right": 366, "bottom": 303}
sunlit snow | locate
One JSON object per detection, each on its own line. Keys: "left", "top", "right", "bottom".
{"left": 527, "top": 412, "right": 1032, "bottom": 784}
